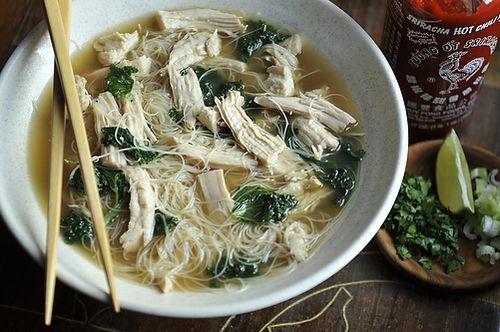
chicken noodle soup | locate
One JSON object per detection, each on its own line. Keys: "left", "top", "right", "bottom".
{"left": 31, "top": 8, "right": 364, "bottom": 292}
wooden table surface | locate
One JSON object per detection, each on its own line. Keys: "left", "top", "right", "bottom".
{"left": 1, "top": 1, "right": 499, "bottom": 331}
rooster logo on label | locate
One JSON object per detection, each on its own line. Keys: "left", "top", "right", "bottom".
{"left": 439, "top": 51, "right": 484, "bottom": 94}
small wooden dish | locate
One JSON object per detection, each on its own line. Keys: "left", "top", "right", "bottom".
{"left": 376, "top": 140, "right": 500, "bottom": 290}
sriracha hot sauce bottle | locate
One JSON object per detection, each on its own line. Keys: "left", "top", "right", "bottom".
{"left": 381, "top": 0, "right": 500, "bottom": 142}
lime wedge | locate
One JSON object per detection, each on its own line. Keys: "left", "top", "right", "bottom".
{"left": 436, "top": 129, "right": 474, "bottom": 214}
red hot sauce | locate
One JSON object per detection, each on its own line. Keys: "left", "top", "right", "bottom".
{"left": 381, "top": 0, "right": 500, "bottom": 142}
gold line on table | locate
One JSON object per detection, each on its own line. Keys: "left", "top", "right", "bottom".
{"left": 42, "top": 0, "right": 120, "bottom": 313}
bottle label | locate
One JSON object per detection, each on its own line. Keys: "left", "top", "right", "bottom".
{"left": 381, "top": 0, "right": 500, "bottom": 140}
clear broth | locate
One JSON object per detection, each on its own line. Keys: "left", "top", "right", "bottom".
{"left": 29, "top": 13, "right": 362, "bottom": 289}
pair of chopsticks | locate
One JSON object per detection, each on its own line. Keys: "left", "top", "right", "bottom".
{"left": 43, "top": 0, "right": 120, "bottom": 325}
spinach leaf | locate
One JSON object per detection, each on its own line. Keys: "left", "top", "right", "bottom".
{"left": 232, "top": 186, "right": 297, "bottom": 224}
{"left": 69, "top": 163, "right": 130, "bottom": 224}
{"left": 280, "top": 121, "right": 363, "bottom": 206}
{"left": 341, "top": 141, "right": 366, "bottom": 160}
{"left": 236, "top": 20, "right": 290, "bottom": 62}
{"left": 61, "top": 210, "right": 94, "bottom": 244}
{"left": 153, "top": 211, "right": 179, "bottom": 236}
{"left": 194, "top": 67, "right": 244, "bottom": 107}
{"left": 207, "top": 255, "right": 260, "bottom": 288}
{"left": 168, "top": 108, "right": 183, "bottom": 123}
{"left": 106, "top": 65, "right": 138, "bottom": 98}
{"left": 70, "top": 163, "right": 128, "bottom": 197}
{"left": 101, "top": 127, "right": 163, "bottom": 165}
{"left": 315, "top": 167, "right": 356, "bottom": 206}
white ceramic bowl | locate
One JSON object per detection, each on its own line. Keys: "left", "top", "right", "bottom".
{"left": 0, "top": 0, "right": 407, "bottom": 317}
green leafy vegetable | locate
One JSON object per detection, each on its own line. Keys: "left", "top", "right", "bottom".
{"left": 341, "top": 141, "right": 366, "bottom": 161}
{"left": 418, "top": 256, "right": 433, "bottom": 270}
{"left": 69, "top": 163, "right": 130, "bottom": 224}
{"left": 101, "top": 127, "right": 163, "bottom": 165}
{"left": 168, "top": 108, "right": 183, "bottom": 123}
{"left": 207, "top": 255, "right": 260, "bottom": 288}
{"left": 194, "top": 67, "right": 245, "bottom": 107}
{"left": 61, "top": 210, "right": 94, "bottom": 244}
{"left": 384, "top": 174, "right": 465, "bottom": 273}
{"left": 280, "top": 122, "right": 363, "bottom": 206}
{"left": 236, "top": 20, "right": 290, "bottom": 62}
{"left": 315, "top": 167, "right": 356, "bottom": 206}
{"left": 396, "top": 244, "right": 412, "bottom": 260}
{"left": 106, "top": 65, "right": 138, "bottom": 98}
{"left": 153, "top": 212, "right": 179, "bottom": 236}
{"left": 69, "top": 163, "right": 127, "bottom": 197}
{"left": 232, "top": 186, "right": 297, "bottom": 224}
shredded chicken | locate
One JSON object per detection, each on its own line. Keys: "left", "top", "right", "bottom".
{"left": 120, "top": 84, "right": 158, "bottom": 143}
{"left": 281, "top": 176, "right": 323, "bottom": 197}
{"left": 119, "top": 55, "right": 153, "bottom": 76}
{"left": 261, "top": 42, "right": 299, "bottom": 96}
{"left": 84, "top": 67, "right": 109, "bottom": 93}
{"left": 199, "top": 56, "right": 248, "bottom": 72}
{"left": 119, "top": 167, "right": 157, "bottom": 253}
{"left": 281, "top": 34, "right": 303, "bottom": 56}
{"left": 298, "top": 186, "right": 332, "bottom": 212}
{"left": 92, "top": 92, "right": 127, "bottom": 168}
{"left": 254, "top": 90, "right": 357, "bottom": 133}
{"left": 269, "top": 150, "right": 313, "bottom": 180}
{"left": 166, "top": 31, "right": 223, "bottom": 132}
{"left": 158, "top": 275, "right": 174, "bottom": 293}
{"left": 169, "top": 67, "right": 220, "bottom": 132}
{"left": 284, "top": 222, "right": 311, "bottom": 262}
{"left": 93, "top": 31, "right": 140, "bottom": 66}
{"left": 168, "top": 31, "right": 221, "bottom": 71}
{"left": 215, "top": 91, "right": 286, "bottom": 166}
{"left": 262, "top": 43, "right": 299, "bottom": 69}
{"left": 157, "top": 9, "right": 246, "bottom": 36}
{"left": 294, "top": 118, "right": 340, "bottom": 160}
{"left": 176, "top": 143, "right": 257, "bottom": 170}
{"left": 197, "top": 170, "right": 234, "bottom": 222}
{"left": 264, "top": 66, "right": 295, "bottom": 96}
{"left": 74, "top": 75, "right": 92, "bottom": 111}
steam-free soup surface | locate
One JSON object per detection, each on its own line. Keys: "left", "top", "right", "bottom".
{"left": 30, "top": 9, "right": 363, "bottom": 292}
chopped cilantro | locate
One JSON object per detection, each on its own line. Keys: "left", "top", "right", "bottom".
{"left": 418, "top": 256, "right": 433, "bottom": 270}
{"left": 396, "top": 244, "right": 412, "bottom": 260}
{"left": 384, "top": 174, "right": 465, "bottom": 273}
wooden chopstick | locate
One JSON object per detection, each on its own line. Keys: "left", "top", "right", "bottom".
{"left": 43, "top": 0, "right": 120, "bottom": 314}
{"left": 44, "top": 0, "right": 71, "bottom": 325}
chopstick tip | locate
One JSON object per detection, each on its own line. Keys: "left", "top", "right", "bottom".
{"left": 44, "top": 313, "right": 52, "bottom": 326}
